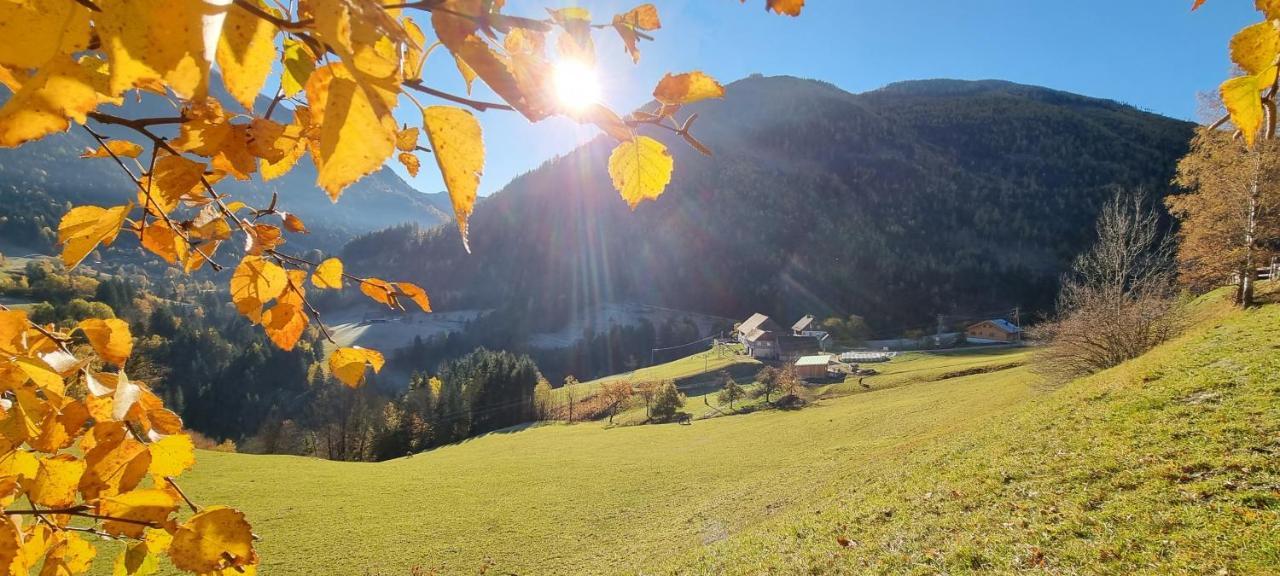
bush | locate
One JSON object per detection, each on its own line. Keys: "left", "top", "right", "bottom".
{"left": 650, "top": 380, "right": 685, "bottom": 422}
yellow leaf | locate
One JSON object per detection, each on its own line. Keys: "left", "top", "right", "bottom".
{"left": 28, "top": 454, "right": 84, "bottom": 508}
{"left": 282, "top": 213, "right": 308, "bottom": 234}
{"left": 281, "top": 39, "right": 315, "bottom": 98}
{"left": 1231, "top": 21, "right": 1280, "bottom": 76}
{"left": 608, "top": 135, "right": 673, "bottom": 209}
{"left": 16, "top": 356, "right": 66, "bottom": 396}
{"left": 360, "top": 278, "right": 398, "bottom": 308}
{"left": 98, "top": 489, "right": 178, "bottom": 539}
{"left": 244, "top": 223, "right": 284, "bottom": 256}
{"left": 396, "top": 127, "right": 419, "bottom": 152}
{"left": 139, "top": 221, "right": 188, "bottom": 265}
{"left": 1221, "top": 70, "right": 1274, "bottom": 146}
{"left": 229, "top": 256, "right": 288, "bottom": 322}
{"left": 0, "top": 54, "right": 120, "bottom": 148}
{"left": 258, "top": 108, "right": 311, "bottom": 181}
{"left": 402, "top": 17, "right": 428, "bottom": 82}
{"left": 0, "top": 0, "right": 91, "bottom": 69}
{"left": 217, "top": 0, "right": 278, "bottom": 110}
{"left": 0, "top": 309, "right": 28, "bottom": 356}
{"left": 78, "top": 318, "right": 133, "bottom": 366}
{"left": 612, "top": 4, "right": 662, "bottom": 63}
{"left": 422, "top": 106, "right": 484, "bottom": 250}
{"left": 96, "top": 0, "right": 220, "bottom": 99}
{"left": 262, "top": 302, "right": 308, "bottom": 351}
{"left": 82, "top": 140, "right": 144, "bottom": 159}
{"left": 653, "top": 71, "right": 725, "bottom": 105}
{"left": 29, "top": 398, "right": 90, "bottom": 454}
{"left": 79, "top": 424, "right": 150, "bottom": 500}
{"left": 142, "top": 153, "right": 206, "bottom": 215}
{"left": 329, "top": 347, "right": 384, "bottom": 388}
{"left": 312, "top": 258, "right": 344, "bottom": 289}
{"left": 38, "top": 531, "right": 95, "bottom": 576}
{"left": 453, "top": 51, "right": 479, "bottom": 93}
{"left": 398, "top": 152, "right": 420, "bottom": 177}
{"left": 57, "top": 203, "right": 132, "bottom": 268}
{"left": 171, "top": 99, "right": 231, "bottom": 156}
{"left": 1258, "top": 0, "right": 1280, "bottom": 19}
{"left": 395, "top": 282, "right": 432, "bottom": 313}
{"left": 168, "top": 507, "right": 257, "bottom": 573}
{"left": 758, "top": 0, "right": 804, "bottom": 16}
{"left": 210, "top": 124, "right": 258, "bottom": 180}
{"left": 305, "top": 63, "right": 397, "bottom": 201}
{"left": 148, "top": 433, "right": 195, "bottom": 478}
{"left": 433, "top": 4, "right": 554, "bottom": 122}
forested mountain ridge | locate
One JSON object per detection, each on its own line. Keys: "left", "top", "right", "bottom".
{"left": 0, "top": 84, "right": 452, "bottom": 255}
{"left": 342, "top": 76, "right": 1195, "bottom": 334}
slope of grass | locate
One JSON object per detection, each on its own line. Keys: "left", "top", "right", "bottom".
{"left": 104, "top": 291, "right": 1276, "bottom": 575}
{"left": 676, "top": 292, "right": 1280, "bottom": 574}
{"left": 125, "top": 355, "right": 1040, "bottom": 575}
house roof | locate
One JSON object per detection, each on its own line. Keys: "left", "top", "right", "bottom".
{"left": 739, "top": 313, "right": 781, "bottom": 342}
{"left": 795, "top": 354, "right": 834, "bottom": 367}
{"left": 778, "top": 334, "right": 823, "bottom": 356}
{"left": 968, "top": 319, "right": 1022, "bottom": 334}
{"left": 792, "top": 315, "right": 815, "bottom": 332}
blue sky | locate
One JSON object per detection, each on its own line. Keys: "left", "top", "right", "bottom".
{"left": 396, "top": 0, "right": 1260, "bottom": 196}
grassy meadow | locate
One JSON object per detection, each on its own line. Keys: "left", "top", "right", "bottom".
{"left": 96, "top": 290, "right": 1278, "bottom": 575}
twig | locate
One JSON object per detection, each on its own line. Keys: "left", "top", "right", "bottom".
{"left": 403, "top": 80, "right": 514, "bottom": 112}
{"left": 233, "top": 0, "right": 311, "bottom": 29}
{"left": 165, "top": 476, "right": 200, "bottom": 514}
{"left": 4, "top": 507, "right": 161, "bottom": 528}
{"left": 71, "top": 0, "right": 101, "bottom": 12}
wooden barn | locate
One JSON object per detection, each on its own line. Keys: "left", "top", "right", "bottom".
{"left": 794, "top": 354, "right": 835, "bottom": 379}
{"left": 965, "top": 319, "right": 1023, "bottom": 343}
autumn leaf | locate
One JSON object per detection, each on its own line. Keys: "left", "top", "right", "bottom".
{"left": 98, "top": 489, "right": 178, "bottom": 538}
{"left": 1221, "top": 70, "right": 1274, "bottom": 146}
{"left": 40, "top": 531, "right": 95, "bottom": 576}
{"left": 746, "top": 0, "right": 805, "bottom": 16}
{"left": 395, "top": 282, "right": 432, "bottom": 313}
{"left": 329, "top": 347, "right": 385, "bottom": 388}
{"left": 0, "top": 55, "right": 120, "bottom": 148}
{"left": 311, "top": 258, "right": 344, "bottom": 289}
{"left": 217, "top": 0, "right": 279, "bottom": 110}
{"left": 229, "top": 255, "right": 288, "bottom": 322}
{"left": 262, "top": 302, "right": 308, "bottom": 351}
{"left": 281, "top": 39, "right": 315, "bottom": 98}
{"left": 143, "top": 153, "right": 206, "bottom": 215}
{"left": 78, "top": 424, "right": 151, "bottom": 500}
{"left": 27, "top": 454, "right": 84, "bottom": 508}
{"left": 653, "top": 71, "right": 725, "bottom": 105}
{"left": 82, "top": 140, "right": 144, "bottom": 159}
{"left": 608, "top": 135, "right": 674, "bottom": 209}
{"left": 282, "top": 213, "right": 308, "bottom": 234}
{"left": 422, "top": 106, "right": 484, "bottom": 250}
{"left": 96, "top": 0, "right": 220, "bottom": 99}
{"left": 305, "top": 63, "right": 398, "bottom": 200}
{"left": 57, "top": 203, "right": 132, "bottom": 268}
{"left": 139, "top": 221, "right": 188, "bottom": 265}
{"left": 396, "top": 127, "right": 420, "bottom": 152}
{"left": 612, "top": 4, "right": 662, "bottom": 63}
{"left": 0, "top": 0, "right": 91, "bottom": 70}
{"left": 1230, "top": 21, "right": 1280, "bottom": 76}
{"left": 398, "top": 152, "right": 421, "bottom": 177}
{"left": 360, "top": 278, "right": 398, "bottom": 308}
{"left": 402, "top": 17, "right": 429, "bottom": 82}
{"left": 168, "top": 506, "right": 258, "bottom": 573}
{"left": 78, "top": 318, "right": 133, "bottom": 366}
{"left": 148, "top": 433, "right": 196, "bottom": 478}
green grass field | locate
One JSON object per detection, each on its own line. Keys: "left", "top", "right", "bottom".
{"left": 97, "top": 290, "right": 1278, "bottom": 575}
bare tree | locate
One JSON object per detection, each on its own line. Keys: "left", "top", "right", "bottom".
{"left": 1033, "top": 190, "right": 1182, "bottom": 380}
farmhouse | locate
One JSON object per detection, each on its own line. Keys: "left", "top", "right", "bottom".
{"left": 965, "top": 319, "right": 1022, "bottom": 343}
{"left": 794, "top": 354, "right": 835, "bottom": 379}
{"left": 737, "top": 313, "right": 827, "bottom": 360}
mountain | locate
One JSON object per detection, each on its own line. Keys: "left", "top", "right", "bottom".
{"left": 0, "top": 84, "right": 451, "bottom": 255}
{"left": 341, "top": 76, "right": 1195, "bottom": 340}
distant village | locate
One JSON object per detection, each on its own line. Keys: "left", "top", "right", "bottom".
{"left": 734, "top": 312, "right": 1023, "bottom": 381}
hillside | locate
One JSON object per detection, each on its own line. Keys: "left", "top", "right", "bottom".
{"left": 341, "top": 77, "right": 1195, "bottom": 338}
{"left": 112, "top": 288, "right": 1278, "bottom": 575}
{"left": 0, "top": 86, "right": 452, "bottom": 254}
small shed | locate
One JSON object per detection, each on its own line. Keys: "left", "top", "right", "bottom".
{"left": 792, "top": 315, "right": 815, "bottom": 334}
{"left": 965, "top": 319, "right": 1022, "bottom": 343}
{"left": 794, "top": 354, "right": 835, "bottom": 379}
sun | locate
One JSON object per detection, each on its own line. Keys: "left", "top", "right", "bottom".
{"left": 552, "top": 59, "right": 602, "bottom": 112}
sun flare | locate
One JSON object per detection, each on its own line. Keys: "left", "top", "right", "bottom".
{"left": 552, "top": 59, "right": 602, "bottom": 112}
